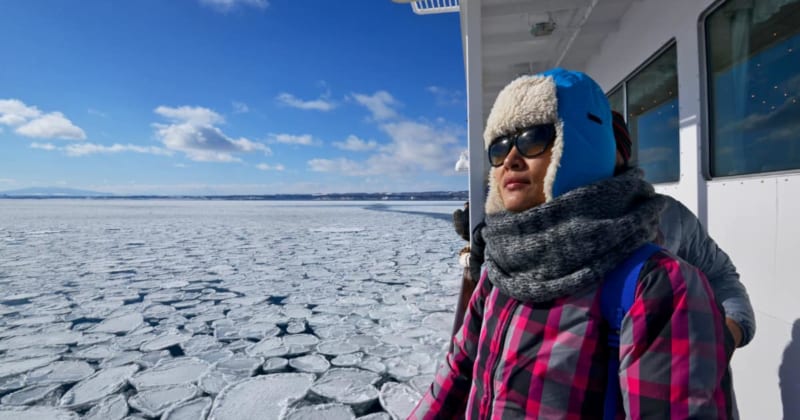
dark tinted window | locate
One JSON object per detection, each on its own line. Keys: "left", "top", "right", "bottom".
{"left": 706, "top": 0, "right": 800, "bottom": 177}
{"left": 627, "top": 45, "right": 680, "bottom": 183}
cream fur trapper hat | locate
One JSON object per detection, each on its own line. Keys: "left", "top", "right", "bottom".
{"left": 483, "top": 68, "right": 616, "bottom": 214}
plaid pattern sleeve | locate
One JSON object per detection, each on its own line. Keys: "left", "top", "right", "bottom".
{"left": 619, "top": 251, "right": 731, "bottom": 419}
{"left": 408, "top": 271, "right": 492, "bottom": 419}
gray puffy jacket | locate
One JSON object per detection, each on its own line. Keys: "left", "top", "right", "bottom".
{"left": 657, "top": 194, "right": 755, "bottom": 346}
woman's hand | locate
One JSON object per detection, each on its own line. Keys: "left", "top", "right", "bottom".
{"left": 726, "top": 317, "right": 743, "bottom": 349}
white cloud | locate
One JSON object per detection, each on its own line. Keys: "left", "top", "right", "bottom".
{"left": 30, "top": 140, "right": 173, "bottom": 157}
{"left": 269, "top": 133, "right": 316, "bottom": 146}
{"left": 88, "top": 108, "right": 107, "bottom": 118}
{"left": 301, "top": 89, "right": 465, "bottom": 179}
{"left": 155, "top": 105, "right": 223, "bottom": 125}
{"left": 0, "top": 99, "right": 41, "bottom": 125}
{"left": 174, "top": 163, "right": 189, "bottom": 168}
{"left": 276, "top": 93, "right": 336, "bottom": 111}
{"left": 199, "top": 0, "right": 268, "bottom": 12}
{"left": 256, "top": 163, "right": 285, "bottom": 171}
{"left": 333, "top": 135, "right": 378, "bottom": 152}
{"left": 231, "top": 137, "right": 270, "bottom": 152}
{"left": 379, "top": 120, "right": 461, "bottom": 172}
{"left": 307, "top": 120, "right": 464, "bottom": 177}
{"left": 153, "top": 105, "right": 270, "bottom": 162}
{"left": 351, "top": 91, "right": 399, "bottom": 120}
{"left": 15, "top": 112, "right": 87, "bottom": 140}
{"left": 0, "top": 99, "right": 86, "bottom": 140}
{"left": 427, "top": 86, "right": 465, "bottom": 106}
{"left": 64, "top": 143, "right": 174, "bottom": 157}
{"left": 232, "top": 101, "right": 249, "bottom": 113}
{"left": 30, "top": 142, "right": 57, "bottom": 151}
{"left": 308, "top": 158, "right": 363, "bottom": 174}
{"left": 0, "top": 178, "right": 16, "bottom": 185}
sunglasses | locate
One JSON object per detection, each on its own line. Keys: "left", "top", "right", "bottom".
{"left": 487, "top": 124, "right": 556, "bottom": 167}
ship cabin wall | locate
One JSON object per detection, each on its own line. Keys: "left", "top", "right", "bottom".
{"left": 583, "top": 0, "right": 800, "bottom": 418}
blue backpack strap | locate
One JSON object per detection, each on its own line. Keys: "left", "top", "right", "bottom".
{"left": 600, "top": 243, "right": 661, "bottom": 420}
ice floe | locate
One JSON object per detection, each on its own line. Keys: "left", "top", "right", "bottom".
{"left": 89, "top": 313, "right": 144, "bottom": 335}
{"left": 127, "top": 384, "right": 199, "bottom": 417}
{"left": 310, "top": 368, "right": 381, "bottom": 412}
{"left": 0, "top": 406, "right": 79, "bottom": 420}
{"left": 0, "top": 356, "right": 60, "bottom": 379}
{"left": 213, "top": 355, "right": 263, "bottom": 377}
{"left": 180, "top": 335, "right": 223, "bottom": 355}
{"left": 139, "top": 331, "right": 192, "bottom": 352}
{"left": 379, "top": 382, "right": 422, "bottom": 420}
{"left": 357, "top": 414, "right": 391, "bottom": 420}
{"left": 1, "top": 383, "right": 62, "bottom": 406}
{"left": 0, "top": 375, "right": 26, "bottom": 394}
{"left": 194, "top": 349, "right": 234, "bottom": 365}
{"left": 162, "top": 396, "right": 212, "bottom": 420}
{"left": 25, "top": 361, "right": 94, "bottom": 385}
{"left": 331, "top": 352, "right": 363, "bottom": 367}
{"left": 284, "top": 403, "right": 355, "bottom": 420}
{"left": 208, "top": 373, "right": 315, "bottom": 420}
{"left": 82, "top": 394, "right": 128, "bottom": 420}
{"left": 261, "top": 357, "right": 289, "bottom": 373}
{"left": 289, "top": 354, "right": 330, "bottom": 374}
{"left": 317, "top": 339, "right": 360, "bottom": 356}
{"left": 0, "top": 201, "right": 462, "bottom": 418}
{"left": 197, "top": 370, "right": 233, "bottom": 396}
{"left": 129, "top": 357, "right": 209, "bottom": 390}
{"left": 99, "top": 351, "right": 143, "bottom": 369}
{"left": 0, "top": 332, "right": 82, "bottom": 351}
{"left": 59, "top": 364, "right": 140, "bottom": 409}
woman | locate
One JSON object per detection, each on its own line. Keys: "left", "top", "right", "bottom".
{"left": 410, "top": 69, "right": 733, "bottom": 419}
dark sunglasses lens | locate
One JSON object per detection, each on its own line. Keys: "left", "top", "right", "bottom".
{"left": 488, "top": 138, "right": 512, "bottom": 166}
{"left": 517, "top": 125, "right": 555, "bottom": 157}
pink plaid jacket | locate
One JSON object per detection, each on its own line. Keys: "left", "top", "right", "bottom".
{"left": 410, "top": 250, "right": 733, "bottom": 419}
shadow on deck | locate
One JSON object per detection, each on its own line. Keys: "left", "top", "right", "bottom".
{"left": 780, "top": 319, "right": 800, "bottom": 420}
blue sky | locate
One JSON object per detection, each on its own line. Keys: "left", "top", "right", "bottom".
{"left": 0, "top": 0, "right": 467, "bottom": 195}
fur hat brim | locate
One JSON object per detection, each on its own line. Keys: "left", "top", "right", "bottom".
{"left": 483, "top": 75, "right": 561, "bottom": 214}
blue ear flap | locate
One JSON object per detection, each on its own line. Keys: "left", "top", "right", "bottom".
{"left": 541, "top": 68, "right": 616, "bottom": 199}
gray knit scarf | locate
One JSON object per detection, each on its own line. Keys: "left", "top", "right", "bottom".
{"left": 483, "top": 169, "right": 666, "bottom": 303}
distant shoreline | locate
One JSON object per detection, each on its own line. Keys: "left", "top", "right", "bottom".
{"left": 0, "top": 191, "right": 468, "bottom": 201}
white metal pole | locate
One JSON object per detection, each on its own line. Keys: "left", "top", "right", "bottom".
{"left": 463, "top": 0, "right": 485, "bottom": 242}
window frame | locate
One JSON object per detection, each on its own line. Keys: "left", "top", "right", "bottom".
{"left": 607, "top": 83, "right": 626, "bottom": 120}
{"left": 606, "top": 39, "right": 680, "bottom": 185}
{"left": 700, "top": 0, "right": 800, "bottom": 179}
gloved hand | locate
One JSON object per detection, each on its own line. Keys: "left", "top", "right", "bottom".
{"left": 452, "top": 202, "right": 470, "bottom": 242}
{"left": 469, "top": 221, "right": 486, "bottom": 283}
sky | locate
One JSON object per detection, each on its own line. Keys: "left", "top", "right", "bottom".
{"left": 0, "top": 0, "right": 467, "bottom": 195}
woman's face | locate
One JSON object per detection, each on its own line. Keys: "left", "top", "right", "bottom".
{"left": 492, "top": 144, "right": 552, "bottom": 212}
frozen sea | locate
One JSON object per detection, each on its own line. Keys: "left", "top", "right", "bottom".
{"left": 0, "top": 199, "right": 465, "bottom": 420}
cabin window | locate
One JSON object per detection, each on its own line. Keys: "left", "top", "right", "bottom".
{"left": 609, "top": 44, "right": 680, "bottom": 184}
{"left": 705, "top": 0, "right": 800, "bottom": 177}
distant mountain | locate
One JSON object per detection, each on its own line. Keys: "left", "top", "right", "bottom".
{"left": 0, "top": 187, "right": 114, "bottom": 197}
